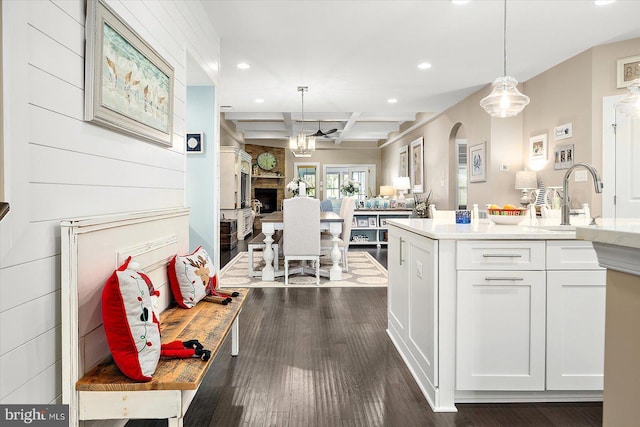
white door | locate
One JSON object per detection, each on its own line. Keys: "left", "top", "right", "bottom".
{"left": 602, "top": 96, "right": 640, "bottom": 218}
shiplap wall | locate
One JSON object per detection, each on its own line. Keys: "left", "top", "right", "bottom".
{"left": 0, "top": 0, "right": 219, "bottom": 404}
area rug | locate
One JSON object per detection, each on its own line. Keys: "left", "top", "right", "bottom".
{"left": 218, "top": 251, "right": 387, "bottom": 288}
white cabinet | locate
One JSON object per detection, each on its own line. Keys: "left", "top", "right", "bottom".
{"left": 351, "top": 210, "right": 412, "bottom": 247}
{"left": 546, "top": 241, "right": 606, "bottom": 390}
{"left": 387, "top": 225, "right": 439, "bottom": 400}
{"left": 220, "top": 147, "right": 252, "bottom": 240}
{"left": 456, "top": 270, "right": 546, "bottom": 390}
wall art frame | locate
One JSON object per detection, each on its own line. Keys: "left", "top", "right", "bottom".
{"left": 530, "top": 134, "right": 548, "bottom": 161}
{"left": 554, "top": 143, "right": 574, "bottom": 170}
{"left": 469, "top": 141, "right": 487, "bottom": 183}
{"left": 410, "top": 137, "right": 424, "bottom": 193}
{"left": 399, "top": 145, "right": 409, "bottom": 178}
{"left": 617, "top": 54, "right": 640, "bottom": 88}
{"left": 186, "top": 133, "right": 204, "bottom": 154}
{"left": 85, "top": 0, "right": 175, "bottom": 146}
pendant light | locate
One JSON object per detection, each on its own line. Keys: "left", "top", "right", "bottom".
{"left": 480, "top": 0, "right": 530, "bottom": 118}
{"left": 616, "top": 78, "right": 640, "bottom": 117}
{"left": 289, "top": 86, "right": 316, "bottom": 158}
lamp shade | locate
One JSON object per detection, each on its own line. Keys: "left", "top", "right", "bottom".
{"left": 480, "top": 76, "right": 530, "bottom": 118}
{"left": 393, "top": 176, "right": 411, "bottom": 191}
{"left": 616, "top": 78, "right": 640, "bottom": 117}
{"left": 515, "top": 170, "right": 537, "bottom": 190}
{"left": 380, "top": 185, "right": 394, "bottom": 197}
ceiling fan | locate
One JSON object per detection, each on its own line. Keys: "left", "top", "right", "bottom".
{"left": 309, "top": 121, "right": 338, "bottom": 138}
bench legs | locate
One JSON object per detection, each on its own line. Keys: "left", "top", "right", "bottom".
{"left": 231, "top": 314, "right": 239, "bottom": 356}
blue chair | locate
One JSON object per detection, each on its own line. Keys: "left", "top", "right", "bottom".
{"left": 320, "top": 199, "right": 334, "bottom": 212}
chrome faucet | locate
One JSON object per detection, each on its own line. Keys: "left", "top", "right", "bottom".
{"left": 561, "top": 162, "right": 604, "bottom": 225}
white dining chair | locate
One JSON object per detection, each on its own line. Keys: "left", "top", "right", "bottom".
{"left": 321, "top": 196, "right": 355, "bottom": 272}
{"left": 283, "top": 197, "right": 321, "bottom": 285}
{"left": 428, "top": 204, "right": 456, "bottom": 222}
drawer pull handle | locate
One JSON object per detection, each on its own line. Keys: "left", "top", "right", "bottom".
{"left": 484, "top": 277, "right": 524, "bottom": 281}
{"left": 482, "top": 254, "right": 522, "bottom": 258}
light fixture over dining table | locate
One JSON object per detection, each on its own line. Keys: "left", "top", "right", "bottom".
{"left": 290, "top": 86, "right": 316, "bottom": 158}
{"left": 480, "top": 0, "right": 530, "bottom": 118}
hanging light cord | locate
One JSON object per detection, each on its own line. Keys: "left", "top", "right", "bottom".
{"left": 503, "top": 0, "right": 507, "bottom": 77}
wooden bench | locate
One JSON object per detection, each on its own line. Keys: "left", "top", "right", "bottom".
{"left": 247, "top": 231, "right": 282, "bottom": 277}
{"left": 74, "top": 288, "right": 248, "bottom": 427}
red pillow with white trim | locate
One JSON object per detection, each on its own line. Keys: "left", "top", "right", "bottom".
{"left": 102, "top": 257, "right": 161, "bottom": 381}
{"left": 168, "top": 246, "right": 215, "bottom": 308}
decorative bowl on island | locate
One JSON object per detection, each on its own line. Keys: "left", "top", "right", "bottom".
{"left": 487, "top": 207, "right": 528, "bottom": 225}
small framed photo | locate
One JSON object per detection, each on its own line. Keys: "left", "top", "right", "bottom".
{"left": 357, "top": 200, "right": 365, "bottom": 209}
{"left": 357, "top": 218, "right": 368, "bottom": 227}
{"left": 390, "top": 199, "right": 397, "bottom": 209}
{"left": 186, "top": 133, "right": 204, "bottom": 153}
{"left": 469, "top": 141, "right": 487, "bottom": 183}
{"left": 530, "top": 134, "right": 547, "bottom": 161}
{"left": 617, "top": 54, "right": 640, "bottom": 88}
{"left": 554, "top": 144, "right": 574, "bottom": 170}
{"left": 368, "top": 217, "right": 377, "bottom": 227}
{"left": 381, "top": 219, "right": 388, "bottom": 227}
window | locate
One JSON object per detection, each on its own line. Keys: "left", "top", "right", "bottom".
{"left": 457, "top": 139, "right": 467, "bottom": 209}
{"left": 294, "top": 162, "right": 319, "bottom": 198}
{"left": 323, "top": 165, "right": 375, "bottom": 201}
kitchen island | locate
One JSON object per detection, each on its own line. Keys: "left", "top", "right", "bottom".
{"left": 387, "top": 218, "right": 605, "bottom": 412}
{"left": 576, "top": 222, "right": 640, "bottom": 427}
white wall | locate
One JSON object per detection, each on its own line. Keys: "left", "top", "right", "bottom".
{"left": 0, "top": 0, "right": 219, "bottom": 404}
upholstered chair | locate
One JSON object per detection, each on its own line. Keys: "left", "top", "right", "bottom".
{"left": 321, "top": 196, "right": 355, "bottom": 272}
{"left": 283, "top": 197, "right": 321, "bottom": 285}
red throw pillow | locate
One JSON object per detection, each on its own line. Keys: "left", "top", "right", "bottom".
{"left": 168, "top": 246, "right": 215, "bottom": 308}
{"left": 102, "top": 257, "right": 161, "bottom": 381}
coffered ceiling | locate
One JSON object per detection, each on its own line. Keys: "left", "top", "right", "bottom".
{"left": 199, "top": 1, "right": 640, "bottom": 146}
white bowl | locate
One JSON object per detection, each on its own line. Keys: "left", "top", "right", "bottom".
{"left": 488, "top": 214, "right": 527, "bottom": 225}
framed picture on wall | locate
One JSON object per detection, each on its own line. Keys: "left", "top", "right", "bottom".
{"left": 84, "top": 0, "right": 175, "bottom": 146}
{"left": 530, "top": 134, "right": 547, "bottom": 161}
{"left": 469, "top": 141, "right": 487, "bottom": 183}
{"left": 410, "top": 137, "right": 424, "bottom": 193}
{"left": 617, "top": 54, "right": 640, "bottom": 88}
{"left": 554, "top": 144, "right": 574, "bottom": 170}
{"left": 186, "top": 133, "right": 204, "bottom": 153}
{"left": 399, "top": 145, "right": 409, "bottom": 178}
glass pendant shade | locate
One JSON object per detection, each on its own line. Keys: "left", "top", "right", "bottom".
{"left": 289, "top": 132, "right": 316, "bottom": 158}
{"left": 616, "top": 78, "right": 640, "bottom": 118}
{"left": 290, "top": 86, "right": 316, "bottom": 157}
{"left": 480, "top": 76, "right": 530, "bottom": 118}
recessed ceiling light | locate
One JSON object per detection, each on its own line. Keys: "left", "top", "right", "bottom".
{"left": 387, "top": 98, "right": 398, "bottom": 104}
{"left": 594, "top": 0, "right": 615, "bottom": 5}
{"left": 237, "top": 62, "right": 250, "bottom": 70}
{"left": 255, "top": 98, "right": 264, "bottom": 103}
{"left": 451, "top": 0, "right": 470, "bottom": 4}
{"left": 418, "top": 62, "right": 432, "bottom": 70}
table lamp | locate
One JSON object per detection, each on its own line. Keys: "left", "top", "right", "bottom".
{"left": 393, "top": 176, "right": 411, "bottom": 205}
{"left": 515, "top": 170, "right": 537, "bottom": 206}
{"left": 380, "top": 185, "right": 394, "bottom": 198}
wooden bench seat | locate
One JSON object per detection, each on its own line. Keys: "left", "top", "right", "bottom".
{"left": 75, "top": 288, "right": 248, "bottom": 426}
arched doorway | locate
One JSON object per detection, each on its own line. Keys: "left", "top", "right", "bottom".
{"left": 449, "top": 123, "right": 467, "bottom": 209}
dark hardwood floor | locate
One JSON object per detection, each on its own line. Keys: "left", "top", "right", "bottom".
{"left": 127, "top": 240, "right": 601, "bottom": 427}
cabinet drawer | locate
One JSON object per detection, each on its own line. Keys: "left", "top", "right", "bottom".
{"left": 457, "top": 240, "right": 545, "bottom": 270}
{"left": 546, "top": 240, "right": 602, "bottom": 270}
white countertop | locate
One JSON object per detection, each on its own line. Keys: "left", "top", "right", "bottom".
{"left": 387, "top": 218, "right": 578, "bottom": 240}
{"left": 576, "top": 219, "right": 640, "bottom": 250}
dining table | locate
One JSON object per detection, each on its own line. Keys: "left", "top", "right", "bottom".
{"left": 259, "top": 211, "right": 344, "bottom": 282}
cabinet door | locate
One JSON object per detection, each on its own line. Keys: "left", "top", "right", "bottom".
{"left": 406, "top": 234, "right": 439, "bottom": 389}
{"left": 387, "top": 227, "right": 408, "bottom": 340}
{"left": 546, "top": 270, "right": 606, "bottom": 390}
{"left": 457, "top": 270, "right": 546, "bottom": 391}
